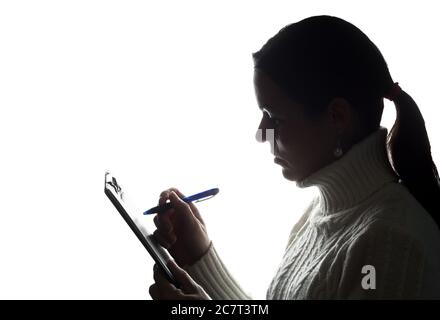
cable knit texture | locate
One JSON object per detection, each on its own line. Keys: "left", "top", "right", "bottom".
{"left": 185, "top": 127, "right": 440, "bottom": 299}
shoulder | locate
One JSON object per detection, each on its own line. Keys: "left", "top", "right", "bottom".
{"left": 359, "top": 182, "right": 440, "bottom": 246}
{"left": 335, "top": 219, "right": 426, "bottom": 298}
{"left": 347, "top": 218, "right": 425, "bottom": 258}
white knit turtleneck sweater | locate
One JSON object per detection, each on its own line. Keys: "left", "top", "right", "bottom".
{"left": 185, "top": 127, "right": 440, "bottom": 299}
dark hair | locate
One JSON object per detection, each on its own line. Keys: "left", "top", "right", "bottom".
{"left": 252, "top": 15, "right": 440, "bottom": 227}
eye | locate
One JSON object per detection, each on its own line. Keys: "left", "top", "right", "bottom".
{"left": 267, "top": 115, "right": 282, "bottom": 127}
{"left": 270, "top": 117, "right": 282, "bottom": 126}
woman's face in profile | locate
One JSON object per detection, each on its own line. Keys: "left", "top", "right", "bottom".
{"left": 253, "top": 69, "right": 337, "bottom": 182}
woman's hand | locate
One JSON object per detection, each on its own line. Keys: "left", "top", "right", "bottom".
{"left": 153, "top": 188, "right": 211, "bottom": 266}
{"left": 149, "top": 260, "right": 211, "bottom": 300}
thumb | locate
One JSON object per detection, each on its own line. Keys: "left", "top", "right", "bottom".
{"left": 167, "top": 259, "right": 197, "bottom": 293}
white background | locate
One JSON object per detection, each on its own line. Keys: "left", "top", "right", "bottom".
{"left": 0, "top": 0, "right": 439, "bottom": 299}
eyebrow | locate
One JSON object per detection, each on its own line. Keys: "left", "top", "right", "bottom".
{"left": 260, "top": 105, "right": 280, "bottom": 116}
{"left": 259, "top": 105, "right": 272, "bottom": 112}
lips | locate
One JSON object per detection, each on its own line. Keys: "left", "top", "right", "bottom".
{"left": 274, "top": 157, "right": 289, "bottom": 166}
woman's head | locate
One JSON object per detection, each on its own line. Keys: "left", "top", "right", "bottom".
{"left": 253, "top": 15, "right": 389, "bottom": 181}
{"left": 253, "top": 15, "right": 440, "bottom": 226}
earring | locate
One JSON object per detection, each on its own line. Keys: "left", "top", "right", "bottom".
{"left": 333, "top": 139, "right": 343, "bottom": 158}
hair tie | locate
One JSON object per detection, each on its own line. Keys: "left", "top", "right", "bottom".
{"left": 384, "top": 82, "right": 402, "bottom": 101}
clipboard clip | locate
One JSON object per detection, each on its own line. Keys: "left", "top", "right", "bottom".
{"left": 106, "top": 174, "right": 122, "bottom": 194}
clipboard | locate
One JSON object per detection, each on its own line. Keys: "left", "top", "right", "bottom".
{"left": 104, "top": 171, "right": 178, "bottom": 287}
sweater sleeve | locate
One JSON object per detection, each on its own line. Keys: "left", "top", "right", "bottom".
{"left": 184, "top": 242, "right": 252, "bottom": 300}
{"left": 335, "top": 221, "right": 425, "bottom": 299}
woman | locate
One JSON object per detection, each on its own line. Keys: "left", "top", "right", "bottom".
{"left": 149, "top": 15, "right": 440, "bottom": 299}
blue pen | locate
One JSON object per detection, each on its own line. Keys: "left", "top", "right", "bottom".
{"left": 143, "top": 188, "right": 219, "bottom": 215}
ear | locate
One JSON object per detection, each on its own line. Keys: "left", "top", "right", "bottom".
{"left": 326, "top": 97, "right": 354, "bottom": 135}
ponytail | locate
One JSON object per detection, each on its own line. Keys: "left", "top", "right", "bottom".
{"left": 251, "top": 15, "right": 440, "bottom": 227}
{"left": 387, "top": 88, "right": 440, "bottom": 228}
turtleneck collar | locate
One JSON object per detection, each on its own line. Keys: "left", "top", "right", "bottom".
{"left": 296, "top": 126, "right": 399, "bottom": 214}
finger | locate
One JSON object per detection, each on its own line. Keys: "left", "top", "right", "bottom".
{"left": 158, "top": 194, "right": 169, "bottom": 206}
{"left": 154, "top": 270, "right": 172, "bottom": 289}
{"left": 159, "top": 209, "right": 175, "bottom": 227}
{"left": 149, "top": 283, "right": 160, "bottom": 300}
{"left": 170, "top": 189, "right": 204, "bottom": 224}
{"left": 153, "top": 264, "right": 173, "bottom": 288}
{"left": 153, "top": 265, "right": 184, "bottom": 299}
{"left": 167, "top": 259, "right": 197, "bottom": 292}
{"left": 168, "top": 191, "right": 194, "bottom": 221}
{"left": 153, "top": 229, "right": 176, "bottom": 249}
{"left": 167, "top": 192, "right": 201, "bottom": 230}
{"left": 159, "top": 188, "right": 205, "bottom": 225}
{"left": 159, "top": 188, "right": 185, "bottom": 205}
{"left": 164, "top": 187, "right": 186, "bottom": 199}
{"left": 153, "top": 213, "right": 173, "bottom": 233}
{"left": 152, "top": 230, "right": 171, "bottom": 249}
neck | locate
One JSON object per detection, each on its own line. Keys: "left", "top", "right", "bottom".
{"left": 296, "top": 127, "right": 399, "bottom": 214}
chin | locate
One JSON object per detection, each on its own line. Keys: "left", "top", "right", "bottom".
{"left": 281, "top": 167, "right": 298, "bottom": 181}
{"left": 280, "top": 165, "right": 310, "bottom": 182}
